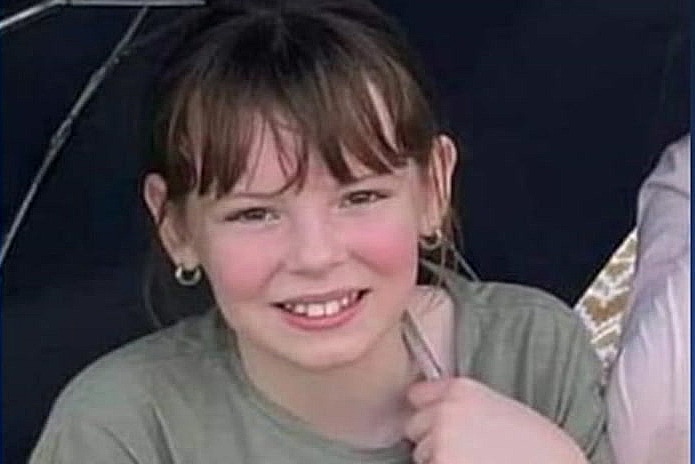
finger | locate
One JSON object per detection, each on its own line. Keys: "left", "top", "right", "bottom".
{"left": 412, "top": 433, "right": 433, "bottom": 464}
{"left": 404, "top": 407, "right": 434, "bottom": 443}
{"left": 407, "top": 379, "right": 451, "bottom": 408}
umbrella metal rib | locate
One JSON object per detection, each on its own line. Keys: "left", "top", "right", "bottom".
{"left": 69, "top": 0, "right": 205, "bottom": 5}
{"left": 0, "top": 0, "right": 64, "bottom": 32}
{"left": 1, "top": 1, "right": 484, "bottom": 282}
{"left": 0, "top": 0, "right": 204, "bottom": 33}
{"left": 0, "top": 7, "right": 151, "bottom": 269}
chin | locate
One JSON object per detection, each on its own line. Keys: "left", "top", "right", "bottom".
{"left": 287, "top": 336, "right": 377, "bottom": 373}
{"left": 282, "top": 341, "right": 368, "bottom": 373}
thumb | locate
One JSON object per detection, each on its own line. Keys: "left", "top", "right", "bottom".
{"left": 407, "top": 378, "right": 451, "bottom": 408}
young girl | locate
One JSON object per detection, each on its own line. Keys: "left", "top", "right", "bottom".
{"left": 30, "top": 1, "right": 612, "bottom": 462}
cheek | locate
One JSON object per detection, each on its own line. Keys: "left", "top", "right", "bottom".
{"left": 344, "top": 211, "right": 420, "bottom": 276}
{"left": 199, "top": 232, "right": 284, "bottom": 302}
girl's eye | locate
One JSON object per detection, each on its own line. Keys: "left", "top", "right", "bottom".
{"left": 225, "top": 207, "right": 278, "bottom": 223}
{"left": 341, "top": 190, "right": 389, "bottom": 207}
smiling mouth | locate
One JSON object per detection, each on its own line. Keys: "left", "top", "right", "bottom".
{"left": 273, "top": 290, "right": 369, "bottom": 318}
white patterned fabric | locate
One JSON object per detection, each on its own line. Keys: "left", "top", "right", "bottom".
{"left": 573, "top": 229, "right": 637, "bottom": 373}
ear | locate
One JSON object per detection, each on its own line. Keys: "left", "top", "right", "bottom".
{"left": 143, "top": 173, "right": 199, "bottom": 269}
{"left": 419, "top": 134, "right": 457, "bottom": 235}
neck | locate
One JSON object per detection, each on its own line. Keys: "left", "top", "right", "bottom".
{"left": 237, "top": 325, "right": 417, "bottom": 448}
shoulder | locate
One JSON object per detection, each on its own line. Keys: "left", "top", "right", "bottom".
{"left": 639, "top": 133, "right": 690, "bottom": 202}
{"left": 469, "top": 280, "right": 592, "bottom": 364}
{"left": 441, "top": 267, "right": 586, "bottom": 343}
{"left": 423, "top": 260, "right": 580, "bottom": 328}
{"left": 636, "top": 133, "right": 690, "bottom": 265}
{"left": 47, "top": 310, "right": 227, "bottom": 422}
{"left": 30, "top": 311, "right": 232, "bottom": 462}
{"left": 29, "top": 310, "right": 261, "bottom": 463}
{"left": 439, "top": 266, "right": 601, "bottom": 398}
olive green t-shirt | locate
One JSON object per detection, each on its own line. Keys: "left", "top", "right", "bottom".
{"left": 29, "top": 272, "right": 613, "bottom": 464}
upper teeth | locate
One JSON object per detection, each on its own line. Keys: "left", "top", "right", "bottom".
{"left": 280, "top": 291, "right": 360, "bottom": 318}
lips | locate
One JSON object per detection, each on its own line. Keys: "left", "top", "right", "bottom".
{"left": 273, "top": 289, "right": 368, "bottom": 319}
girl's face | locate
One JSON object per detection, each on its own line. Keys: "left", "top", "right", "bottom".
{"left": 146, "top": 125, "right": 456, "bottom": 372}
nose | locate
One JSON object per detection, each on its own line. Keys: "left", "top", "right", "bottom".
{"left": 286, "top": 214, "right": 345, "bottom": 276}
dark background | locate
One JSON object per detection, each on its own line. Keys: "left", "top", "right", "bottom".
{"left": 2, "top": 2, "right": 689, "bottom": 462}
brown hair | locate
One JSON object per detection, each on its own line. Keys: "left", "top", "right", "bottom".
{"left": 145, "top": 1, "right": 461, "bottom": 324}
{"left": 151, "top": 0, "right": 439, "bottom": 204}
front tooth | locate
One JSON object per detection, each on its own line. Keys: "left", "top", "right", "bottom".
{"left": 325, "top": 301, "right": 340, "bottom": 315}
{"left": 293, "top": 304, "right": 308, "bottom": 315}
{"left": 306, "top": 304, "right": 325, "bottom": 317}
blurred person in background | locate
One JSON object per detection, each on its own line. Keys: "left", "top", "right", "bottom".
{"left": 607, "top": 133, "right": 690, "bottom": 464}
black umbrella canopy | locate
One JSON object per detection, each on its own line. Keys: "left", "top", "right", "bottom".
{"left": 2, "top": 1, "right": 689, "bottom": 463}
{"left": 3, "top": 0, "right": 688, "bottom": 301}
{"left": 1, "top": 5, "right": 206, "bottom": 297}
{"left": 1, "top": 6, "right": 206, "bottom": 463}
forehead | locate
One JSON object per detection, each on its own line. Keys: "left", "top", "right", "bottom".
{"left": 234, "top": 120, "right": 381, "bottom": 194}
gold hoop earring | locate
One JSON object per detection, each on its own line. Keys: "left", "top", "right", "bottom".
{"left": 419, "top": 229, "right": 443, "bottom": 251}
{"left": 175, "top": 264, "right": 202, "bottom": 287}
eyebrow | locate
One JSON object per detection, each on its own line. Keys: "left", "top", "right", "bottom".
{"left": 342, "top": 171, "right": 396, "bottom": 185}
{"left": 225, "top": 171, "right": 404, "bottom": 199}
{"left": 226, "top": 191, "right": 283, "bottom": 200}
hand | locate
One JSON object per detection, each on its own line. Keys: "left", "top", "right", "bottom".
{"left": 404, "top": 377, "right": 588, "bottom": 464}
